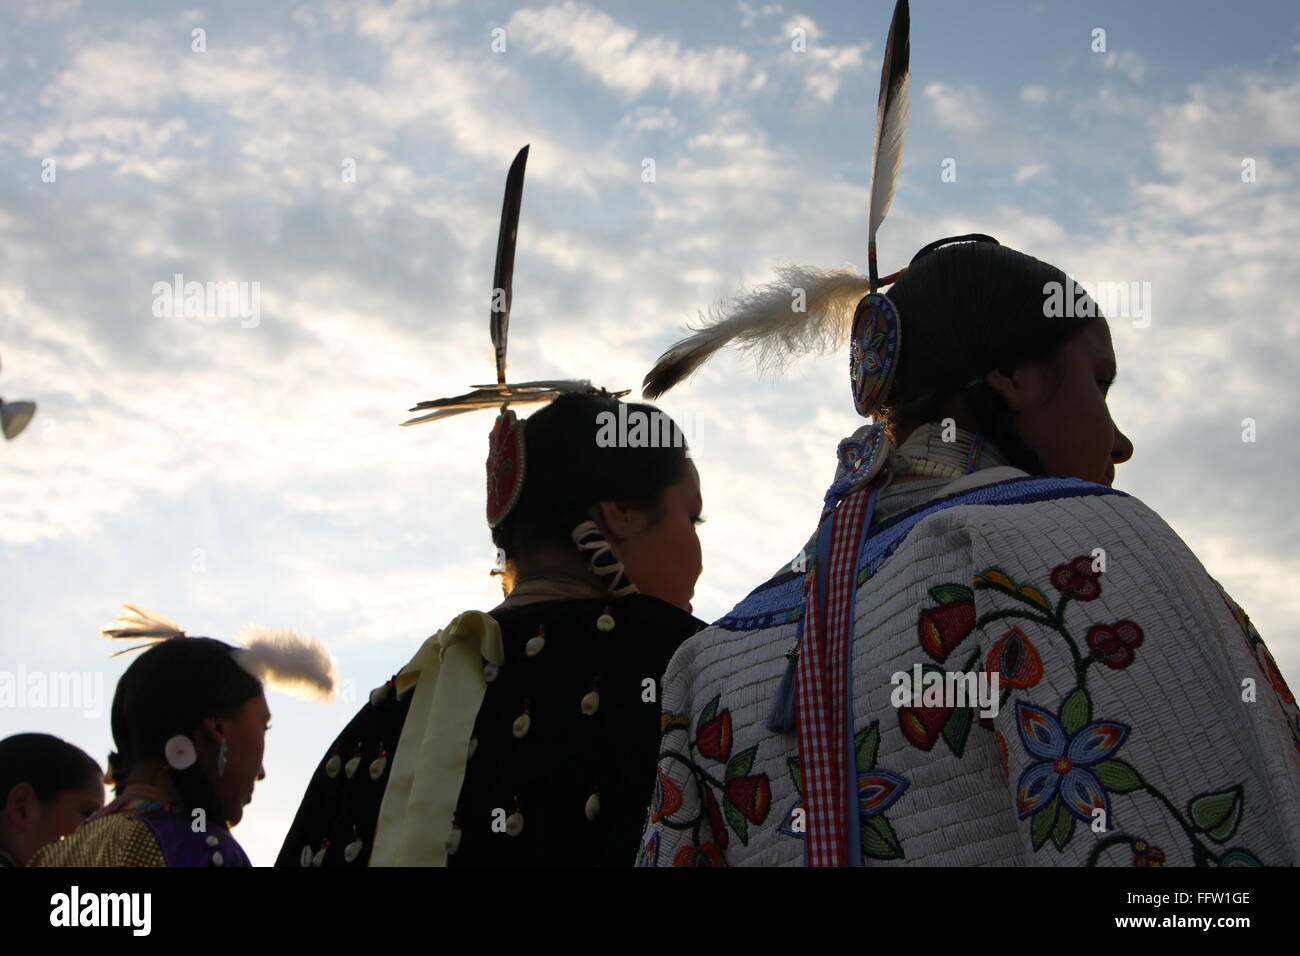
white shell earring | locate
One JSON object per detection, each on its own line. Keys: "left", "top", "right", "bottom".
{"left": 217, "top": 739, "right": 228, "bottom": 777}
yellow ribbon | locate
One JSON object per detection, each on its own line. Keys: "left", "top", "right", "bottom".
{"left": 369, "top": 610, "right": 503, "bottom": 866}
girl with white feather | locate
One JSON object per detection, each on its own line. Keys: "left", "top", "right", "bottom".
{"left": 29, "top": 605, "right": 336, "bottom": 867}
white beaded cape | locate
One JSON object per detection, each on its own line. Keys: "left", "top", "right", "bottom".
{"left": 639, "top": 426, "right": 1300, "bottom": 867}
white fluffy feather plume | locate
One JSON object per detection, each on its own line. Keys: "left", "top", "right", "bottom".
{"left": 234, "top": 626, "right": 338, "bottom": 702}
{"left": 642, "top": 264, "right": 871, "bottom": 399}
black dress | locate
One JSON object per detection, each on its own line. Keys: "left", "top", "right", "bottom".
{"left": 275, "top": 593, "right": 704, "bottom": 867}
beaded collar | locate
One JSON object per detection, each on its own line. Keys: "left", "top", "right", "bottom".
{"left": 889, "top": 420, "right": 1012, "bottom": 481}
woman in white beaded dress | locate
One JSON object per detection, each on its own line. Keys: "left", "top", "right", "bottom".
{"left": 635, "top": 1, "right": 1300, "bottom": 867}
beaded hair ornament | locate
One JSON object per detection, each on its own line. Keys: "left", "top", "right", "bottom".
{"left": 401, "top": 145, "right": 628, "bottom": 530}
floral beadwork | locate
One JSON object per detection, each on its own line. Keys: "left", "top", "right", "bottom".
{"left": 653, "top": 695, "right": 772, "bottom": 862}
{"left": 780, "top": 721, "right": 910, "bottom": 861}
{"left": 907, "top": 553, "right": 1275, "bottom": 866}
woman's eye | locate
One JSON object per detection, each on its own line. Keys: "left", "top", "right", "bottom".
{"left": 691, "top": 514, "right": 707, "bottom": 526}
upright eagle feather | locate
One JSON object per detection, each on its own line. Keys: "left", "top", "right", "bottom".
{"left": 641, "top": 0, "right": 911, "bottom": 399}
{"left": 868, "top": 0, "right": 910, "bottom": 291}
{"left": 490, "top": 145, "right": 529, "bottom": 387}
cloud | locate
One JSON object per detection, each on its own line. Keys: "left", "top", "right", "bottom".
{"left": 1101, "top": 49, "right": 1147, "bottom": 83}
{"left": 737, "top": 1, "right": 784, "bottom": 31}
{"left": 1020, "top": 83, "right": 1049, "bottom": 104}
{"left": 507, "top": 1, "right": 750, "bottom": 102}
{"left": 1014, "top": 162, "right": 1048, "bottom": 183}
{"left": 924, "top": 81, "right": 989, "bottom": 133}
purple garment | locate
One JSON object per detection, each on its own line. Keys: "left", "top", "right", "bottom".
{"left": 138, "top": 809, "right": 251, "bottom": 867}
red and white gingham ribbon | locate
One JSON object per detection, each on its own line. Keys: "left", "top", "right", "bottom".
{"left": 794, "top": 484, "right": 873, "bottom": 866}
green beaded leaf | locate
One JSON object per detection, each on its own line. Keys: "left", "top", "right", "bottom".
{"left": 1060, "top": 688, "right": 1092, "bottom": 736}
{"left": 1031, "top": 799, "right": 1059, "bottom": 851}
{"left": 1188, "top": 786, "right": 1244, "bottom": 843}
{"left": 929, "top": 584, "right": 975, "bottom": 606}
{"left": 787, "top": 756, "right": 803, "bottom": 795}
{"left": 695, "top": 695, "right": 719, "bottom": 737}
{"left": 725, "top": 745, "right": 758, "bottom": 782}
{"left": 723, "top": 797, "right": 749, "bottom": 846}
{"left": 860, "top": 814, "right": 905, "bottom": 861}
{"left": 1091, "top": 759, "right": 1144, "bottom": 794}
{"left": 1051, "top": 805, "right": 1077, "bottom": 851}
{"left": 855, "top": 723, "right": 880, "bottom": 771}
{"left": 942, "top": 707, "right": 974, "bottom": 758}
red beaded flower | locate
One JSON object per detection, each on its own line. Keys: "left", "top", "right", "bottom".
{"left": 1050, "top": 556, "right": 1103, "bottom": 601}
{"left": 1086, "top": 620, "right": 1144, "bottom": 669}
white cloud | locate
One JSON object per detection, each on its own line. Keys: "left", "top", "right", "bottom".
{"left": 782, "top": 14, "right": 822, "bottom": 41}
{"left": 738, "top": 1, "right": 784, "bottom": 31}
{"left": 777, "top": 15, "right": 867, "bottom": 104}
{"left": 924, "top": 81, "right": 988, "bottom": 132}
{"left": 1014, "top": 162, "right": 1048, "bottom": 183}
{"left": 618, "top": 105, "right": 681, "bottom": 135}
{"left": 507, "top": 2, "right": 750, "bottom": 102}
{"left": 1020, "top": 83, "right": 1049, "bottom": 104}
{"left": 1102, "top": 49, "right": 1147, "bottom": 83}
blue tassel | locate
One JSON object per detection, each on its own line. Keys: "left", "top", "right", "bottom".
{"left": 765, "top": 640, "right": 799, "bottom": 734}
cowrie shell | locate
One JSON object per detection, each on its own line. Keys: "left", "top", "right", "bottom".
{"left": 344, "top": 838, "right": 364, "bottom": 864}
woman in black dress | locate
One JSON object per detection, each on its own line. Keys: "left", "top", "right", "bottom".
{"left": 276, "top": 392, "right": 706, "bottom": 867}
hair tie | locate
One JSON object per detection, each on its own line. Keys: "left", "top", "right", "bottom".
{"left": 571, "top": 521, "right": 638, "bottom": 597}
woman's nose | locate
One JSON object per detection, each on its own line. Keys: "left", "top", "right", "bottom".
{"left": 1112, "top": 427, "right": 1134, "bottom": 465}
{"left": 257, "top": 765, "right": 266, "bottom": 781}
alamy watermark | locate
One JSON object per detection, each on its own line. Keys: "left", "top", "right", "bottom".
{"left": 152, "top": 273, "right": 261, "bottom": 328}
{"left": 1043, "top": 276, "right": 1151, "bottom": 328}
{"left": 890, "top": 663, "right": 1000, "bottom": 718}
{"left": 0, "top": 666, "right": 104, "bottom": 717}
{"left": 594, "top": 405, "right": 696, "bottom": 455}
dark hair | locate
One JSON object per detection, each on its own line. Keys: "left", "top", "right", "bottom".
{"left": 490, "top": 392, "right": 691, "bottom": 559}
{"left": 109, "top": 637, "right": 263, "bottom": 827}
{"left": 0, "top": 734, "right": 101, "bottom": 804}
{"left": 875, "top": 239, "right": 1097, "bottom": 475}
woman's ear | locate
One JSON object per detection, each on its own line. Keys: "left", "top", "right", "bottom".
{"left": 984, "top": 366, "right": 1025, "bottom": 413}
{"left": 592, "top": 500, "right": 648, "bottom": 543}
{"left": 197, "top": 716, "right": 227, "bottom": 752}
{"left": 3, "top": 780, "right": 37, "bottom": 827}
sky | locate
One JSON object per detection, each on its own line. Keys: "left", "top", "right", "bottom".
{"left": 2, "top": 0, "right": 1298, "bottom": 866}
